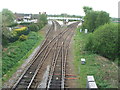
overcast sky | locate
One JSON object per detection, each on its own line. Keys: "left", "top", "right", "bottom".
{"left": 0, "top": 0, "right": 119, "bottom": 17}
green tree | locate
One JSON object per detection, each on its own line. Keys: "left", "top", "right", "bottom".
{"left": 95, "top": 11, "right": 110, "bottom": 28}
{"left": 2, "top": 9, "right": 15, "bottom": 26}
{"left": 2, "top": 9, "right": 15, "bottom": 46}
{"left": 82, "top": 11, "right": 99, "bottom": 32}
{"left": 61, "top": 13, "right": 67, "bottom": 17}
{"left": 83, "top": 6, "right": 93, "bottom": 15}
{"left": 0, "top": 12, "right": 2, "bottom": 22}
{"left": 38, "top": 13, "right": 47, "bottom": 27}
{"left": 82, "top": 9, "right": 110, "bottom": 32}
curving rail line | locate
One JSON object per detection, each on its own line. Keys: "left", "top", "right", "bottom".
{"left": 11, "top": 21, "right": 79, "bottom": 90}
{"left": 46, "top": 22, "right": 79, "bottom": 89}
{"left": 11, "top": 21, "right": 58, "bottom": 90}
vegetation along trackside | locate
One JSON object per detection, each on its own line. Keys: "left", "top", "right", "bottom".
{"left": 2, "top": 32, "right": 44, "bottom": 82}
{"left": 73, "top": 6, "right": 118, "bottom": 88}
{"left": 73, "top": 28, "right": 118, "bottom": 88}
{"left": 1, "top": 8, "right": 47, "bottom": 83}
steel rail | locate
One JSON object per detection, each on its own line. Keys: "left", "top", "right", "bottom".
{"left": 11, "top": 21, "right": 58, "bottom": 90}
{"left": 28, "top": 29, "right": 69, "bottom": 89}
{"left": 46, "top": 25, "right": 74, "bottom": 89}
{"left": 46, "top": 21, "right": 80, "bottom": 89}
{"left": 12, "top": 21, "right": 79, "bottom": 89}
{"left": 12, "top": 21, "right": 72, "bottom": 89}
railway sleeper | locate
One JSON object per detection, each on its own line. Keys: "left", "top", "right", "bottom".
{"left": 16, "top": 85, "right": 28, "bottom": 89}
{"left": 56, "top": 64, "right": 61, "bottom": 66}
{"left": 22, "top": 77, "right": 32, "bottom": 80}
{"left": 56, "top": 61, "right": 62, "bottom": 63}
{"left": 54, "top": 68, "right": 61, "bottom": 71}
{"left": 21, "top": 80, "right": 31, "bottom": 83}
{"left": 51, "top": 78, "right": 61, "bottom": 82}
{"left": 50, "top": 84, "right": 61, "bottom": 88}
{"left": 19, "top": 81, "right": 29, "bottom": 85}
{"left": 53, "top": 71, "right": 62, "bottom": 73}
{"left": 50, "top": 80, "right": 61, "bottom": 84}
{"left": 27, "top": 70, "right": 36, "bottom": 74}
{"left": 52, "top": 74, "right": 61, "bottom": 77}
{"left": 52, "top": 73, "right": 61, "bottom": 76}
{"left": 22, "top": 77, "right": 33, "bottom": 81}
{"left": 20, "top": 80, "right": 31, "bottom": 84}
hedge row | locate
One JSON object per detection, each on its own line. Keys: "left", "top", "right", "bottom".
{"left": 2, "top": 32, "right": 42, "bottom": 76}
{"left": 28, "top": 24, "right": 39, "bottom": 32}
{"left": 7, "top": 23, "right": 18, "bottom": 27}
{"left": 85, "top": 23, "right": 118, "bottom": 60}
{"left": 28, "top": 23, "right": 45, "bottom": 32}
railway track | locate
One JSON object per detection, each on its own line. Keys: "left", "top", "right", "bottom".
{"left": 29, "top": 22, "right": 79, "bottom": 89}
{"left": 46, "top": 22, "right": 79, "bottom": 89}
{"left": 11, "top": 21, "right": 79, "bottom": 89}
{"left": 11, "top": 21, "right": 58, "bottom": 90}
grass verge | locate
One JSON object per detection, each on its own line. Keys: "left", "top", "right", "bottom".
{"left": 2, "top": 30, "right": 45, "bottom": 84}
{"left": 73, "top": 28, "right": 118, "bottom": 88}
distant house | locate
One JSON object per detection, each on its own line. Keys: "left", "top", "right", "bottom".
{"left": 14, "top": 13, "right": 36, "bottom": 23}
{"left": 31, "top": 14, "right": 39, "bottom": 19}
{"left": 14, "top": 13, "right": 25, "bottom": 21}
{"left": 14, "top": 12, "right": 47, "bottom": 23}
{"left": 14, "top": 13, "right": 32, "bottom": 20}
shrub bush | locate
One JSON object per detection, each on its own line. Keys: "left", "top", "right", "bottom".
{"left": 19, "top": 35, "right": 28, "bottom": 41}
{"left": 2, "top": 32, "right": 43, "bottom": 76}
{"left": 28, "top": 24, "right": 39, "bottom": 32}
{"left": 9, "top": 27, "right": 29, "bottom": 42}
{"left": 85, "top": 23, "right": 118, "bottom": 60}
{"left": 85, "top": 33, "right": 94, "bottom": 51}
{"left": 14, "top": 27, "right": 28, "bottom": 35}
{"left": 19, "top": 22, "right": 31, "bottom": 25}
{"left": 9, "top": 31, "right": 19, "bottom": 42}
{"left": 7, "top": 23, "right": 18, "bottom": 27}
{"left": 36, "top": 23, "right": 43, "bottom": 30}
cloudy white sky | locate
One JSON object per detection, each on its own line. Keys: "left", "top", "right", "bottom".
{"left": 0, "top": 0, "right": 119, "bottom": 17}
